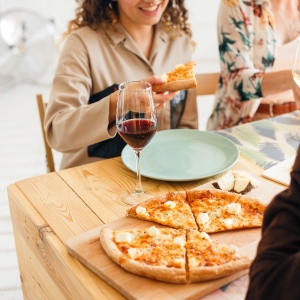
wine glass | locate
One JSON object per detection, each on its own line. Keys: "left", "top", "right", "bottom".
{"left": 116, "top": 81, "right": 158, "bottom": 205}
{"left": 291, "top": 38, "right": 300, "bottom": 141}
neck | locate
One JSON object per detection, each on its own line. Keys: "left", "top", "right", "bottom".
{"left": 120, "top": 20, "right": 154, "bottom": 59}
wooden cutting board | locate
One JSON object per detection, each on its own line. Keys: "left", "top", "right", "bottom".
{"left": 66, "top": 177, "right": 284, "bottom": 300}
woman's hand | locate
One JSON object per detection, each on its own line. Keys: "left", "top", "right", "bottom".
{"left": 109, "top": 75, "right": 178, "bottom": 124}
{"left": 143, "top": 75, "right": 178, "bottom": 110}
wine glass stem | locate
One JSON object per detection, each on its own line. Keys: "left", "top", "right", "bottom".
{"left": 134, "top": 150, "right": 144, "bottom": 194}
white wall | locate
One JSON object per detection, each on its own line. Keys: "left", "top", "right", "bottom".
{"left": 0, "top": 0, "right": 75, "bottom": 34}
{"left": 187, "top": 0, "right": 220, "bottom": 73}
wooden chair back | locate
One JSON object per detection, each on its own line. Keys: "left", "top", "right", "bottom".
{"left": 195, "top": 73, "right": 219, "bottom": 96}
{"left": 36, "top": 94, "right": 55, "bottom": 172}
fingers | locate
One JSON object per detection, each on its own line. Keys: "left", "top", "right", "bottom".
{"left": 153, "top": 91, "right": 178, "bottom": 110}
{"left": 140, "top": 75, "right": 180, "bottom": 110}
{"left": 143, "top": 75, "right": 166, "bottom": 85}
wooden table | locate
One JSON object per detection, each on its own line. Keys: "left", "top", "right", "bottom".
{"left": 7, "top": 154, "right": 287, "bottom": 300}
{"left": 9, "top": 112, "right": 299, "bottom": 299}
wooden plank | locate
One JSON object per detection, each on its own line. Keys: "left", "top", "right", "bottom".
{"left": 8, "top": 184, "right": 125, "bottom": 300}
{"left": 13, "top": 229, "right": 67, "bottom": 300}
{"left": 8, "top": 184, "right": 70, "bottom": 299}
{"left": 13, "top": 172, "right": 101, "bottom": 243}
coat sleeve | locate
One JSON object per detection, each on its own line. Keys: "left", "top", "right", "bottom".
{"left": 44, "top": 34, "right": 116, "bottom": 152}
{"left": 246, "top": 146, "right": 300, "bottom": 300}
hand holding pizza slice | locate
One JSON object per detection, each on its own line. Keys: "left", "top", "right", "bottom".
{"left": 152, "top": 61, "right": 197, "bottom": 92}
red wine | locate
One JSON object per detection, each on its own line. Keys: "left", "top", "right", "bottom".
{"left": 118, "top": 119, "right": 157, "bottom": 150}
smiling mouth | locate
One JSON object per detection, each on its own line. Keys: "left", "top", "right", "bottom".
{"left": 140, "top": 5, "right": 159, "bottom": 12}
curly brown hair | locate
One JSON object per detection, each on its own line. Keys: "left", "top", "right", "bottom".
{"left": 64, "top": 0, "right": 192, "bottom": 39}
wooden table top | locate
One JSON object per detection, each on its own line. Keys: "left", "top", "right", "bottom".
{"left": 9, "top": 112, "right": 299, "bottom": 299}
{"left": 7, "top": 154, "right": 286, "bottom": 300}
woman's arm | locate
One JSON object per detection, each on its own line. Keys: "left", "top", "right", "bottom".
{"left": 108, "top": 76, "right": 178, "bottom": 124}
{"left": 45, "top": 34, "right": 177, "bottom": 152}
{"left": 217, "top": 2, "right": 268, "bottom": 100}
{"left": 246, "top": 146, "right": 300, "bottom": 300}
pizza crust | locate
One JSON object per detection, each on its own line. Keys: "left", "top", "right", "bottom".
{"left": 100, "top": 226, "right": 123, "bottom": 264}
{"left": 121, "top": 259, "right": 187, "bottom": 283}
{"left": 152, "top": 78, "right": 197, "bottom": 93}
{"left": 152, "top": 61, "right": 197, "bottom": 92}
{"left": 188, "top": 258, "right": 251, "bottom": 282}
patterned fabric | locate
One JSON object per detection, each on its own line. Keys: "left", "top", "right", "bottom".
{"left": 216, "top": 111, "right": 300, "bottom": 169}
{"left": 207, "top": 0, "right": 276, "bottom": 130}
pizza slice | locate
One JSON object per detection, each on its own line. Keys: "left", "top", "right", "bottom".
{"left": 127, "top": 191, "right": 198, "bottom": 229}
{"left": 100, "top": 225, "right": 251, "bottom": 283}
{"left": 152, "top": 61, "right": 197, "bottom": 92}
{"left": 186, "top": 189, "right": 267, "bottom": 233}
{"left": 186, "top": 230, "right": 251, "bottom": 282}
{"left": 100, "top": 225, "right": 187, "bottom": 283}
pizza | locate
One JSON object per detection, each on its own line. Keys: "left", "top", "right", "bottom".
{"left": 186, "top": 189, "right": 266, "bottom": 233}
{"left": 152, "top": 61, "right": 197, "bottom": 92}
{"left": 100, "top": 225, "right": 251, "bottom": 283}
{"left": 100, "top": 226, "right": 187, "bottom": 283}
{"left": 127, "top": 189, "right": 266, "bottom": 233}
{"left": 186, "top": 229, "right": 250, "bottom": 282}
{"left": 126, "top": 191, "right": 198, "bottom": 230}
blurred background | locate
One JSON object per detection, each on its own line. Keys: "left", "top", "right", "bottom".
{"left": 0, "top": 1, "right": 219, "bottom": 299}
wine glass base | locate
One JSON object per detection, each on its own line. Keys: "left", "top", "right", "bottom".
{"left": 119, "top": 190, "right": 152, "bottom": 206}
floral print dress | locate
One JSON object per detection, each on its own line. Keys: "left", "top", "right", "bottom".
{"left": 207, "top": 0, "right": 276, "bottom": 130}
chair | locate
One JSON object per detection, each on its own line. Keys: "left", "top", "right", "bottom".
{"left": 36, "top": 94, "right": 55, "bottom": 172}
{"left": 195, "top": 73, "right": 219, "bottom": 96}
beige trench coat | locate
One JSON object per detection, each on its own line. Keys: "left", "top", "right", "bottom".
{"left": 45, "top": 23, "right": 198, "bottom": 169}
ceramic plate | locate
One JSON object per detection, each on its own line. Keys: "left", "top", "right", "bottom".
{"left": 121, "top": 129, "right": 239, "bottom": 181}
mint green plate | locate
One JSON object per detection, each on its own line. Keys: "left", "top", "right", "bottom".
{"left": 121, "top": 129, "right": 239, "bottom": 182}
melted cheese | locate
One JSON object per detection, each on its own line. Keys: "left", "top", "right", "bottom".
{"left": 223, "top": 218, "right": 234, "bottom": 227}
{"left": 128, "top": 248, "right": 139, "bottom": 259}
{"left": 226, "top": 244, "right": 239, "bottom": 255}
{"left": 197, "top": 212, "right": 209, "bottom": 224}
{"left": 173, "top": 236, "right": 185, "bottom": 247}
{"left": 147, "top": 226, "right": 160, "bottom": 236}
{"left": 199, "top": 232, "right": 211, "bottom": 241}
{"left": 136, "top": 206, "right": 147, "bottom": 214}
{"left": 164, "top": 200, "right": 176, "bottom": 209}
{"left": 225, "top": 203, "right": 242, "bottom": 215}
{"left": 116, "top": 232, "right": 133, "bottom": 243}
